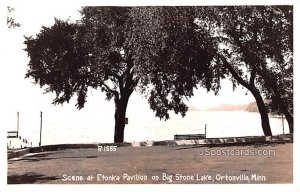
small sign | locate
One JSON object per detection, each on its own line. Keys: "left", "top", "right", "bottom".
{"left": 7, "top": 131, "right": 18, "bottom": 138}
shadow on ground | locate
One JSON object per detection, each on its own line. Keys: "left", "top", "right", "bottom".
{"left": 7, "top": 172, "right": 60, "bottom": 184}
{"left": 10, "top": 151, "right": 99, "bottom": 162}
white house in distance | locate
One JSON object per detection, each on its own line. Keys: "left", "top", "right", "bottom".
{"left": 7, "top": 136, "right": 32, "bottom": 149}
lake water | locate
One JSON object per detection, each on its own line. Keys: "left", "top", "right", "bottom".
{"left": 6, "top": 110, "right": 288, "bottom": 147}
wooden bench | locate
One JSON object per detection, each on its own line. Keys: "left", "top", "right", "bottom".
{"left": 174, "top": 124, "right": 207, "bottom": 140}
{"left": 174, "top": 133, "right": 206, "bottom": 140}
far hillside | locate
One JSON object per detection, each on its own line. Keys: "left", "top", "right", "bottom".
{"left": 206, "top": 102, "right": 259, "bottom": 112}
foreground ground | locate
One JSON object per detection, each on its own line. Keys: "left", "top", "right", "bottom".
{"left": 7, "top": 142, "right": 292, "bottom": 184}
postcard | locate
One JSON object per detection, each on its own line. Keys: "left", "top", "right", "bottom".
{"left": 2, "top": 0, "right": 298, "bottom": 192}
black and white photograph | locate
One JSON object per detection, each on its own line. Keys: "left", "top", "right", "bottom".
{"left": 1, "top": 0, "right": 299, "bottom": 191}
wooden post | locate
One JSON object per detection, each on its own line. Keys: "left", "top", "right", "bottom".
{"left": 17, "top": 112, "right": 19, "bottom": 137}
{"left": 282, "top": 113, "right": 284, "bottom": 134}
{"left": 39, "top": 111, "right": 43, "bottom": 146}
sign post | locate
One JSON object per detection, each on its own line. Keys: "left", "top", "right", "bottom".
{"left": 39, "top": 111, "right": 43, "bottom": 146}
{"left": 17, "top": 112, "right": 19, "bottom": 137}
{"left": 282, "top": 113, "right": 284, "bottom": 134}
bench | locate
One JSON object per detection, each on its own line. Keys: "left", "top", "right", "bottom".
{"left": 174, "top": 134, "right": 206, "bottom": 140}
{"left": 174, "top": 124, "right": 207, "bottom": 140}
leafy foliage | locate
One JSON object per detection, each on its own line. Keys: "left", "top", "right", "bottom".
{"left": 25, "top": 7, "right": 216, "bottom": 121}
{"left": 25, "top": 20, "right": 90, "bottom": 109}
{"left": 25, "top": 6, "right": 293, "bottom": 138}
{"left": 127, "top": 7, "right": 218, "bottom": 119}
{"left": 192, "top": 6, "right": 293, "bottom": 135}
{"left": 196, "top": 6, "right": 293, "bottom": 116}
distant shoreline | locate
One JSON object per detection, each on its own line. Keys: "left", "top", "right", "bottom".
{"left": 187, "top": 110, "right": 286, "bottom": 119}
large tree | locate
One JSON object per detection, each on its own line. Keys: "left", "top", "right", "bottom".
{"left": 254, "top": 6, "right": 293, "bottom": 133}
{"left": 126, "top": 7, "right": 219, "bottom": 119}
{"left": 195, "top": 6, "right": 293, "bottom": 135}
{"left": 24, "top": 7, "right": 216, "bottom": 143}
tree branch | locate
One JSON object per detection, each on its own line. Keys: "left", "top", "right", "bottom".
{"left": 219, "top": 55, "right": 251, "bottom": 90}
{"left": 107, "top": 70, "right": 124, "bottom": 95}
{"left": 249, "top": 68, "right": 256, "bottom": 87}
{"left": 102, "top": 82, "right": 119, "bottom": 96}
{"left": 120, "top": 55, "right": 135, "bottom": 97}
{"left": 108, "top": 71, "right": 121, "bottom": 81}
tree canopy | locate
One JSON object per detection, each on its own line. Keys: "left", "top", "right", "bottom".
{"left": 193, "top": 6, "right": 293, "bottom": 135}
{"left": 24, "top": 6, "right": 293, "bottom": 142}
{"left": 126, "top": 7, "right": 219, "bottom": 119}
{"left": 24, "top": 7, "right": 217, "bottom": 142}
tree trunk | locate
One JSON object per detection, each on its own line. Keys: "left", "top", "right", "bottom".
{"left": 114, "top": 94, "right": 130, "bottom": 143}
{"left": 284, "top": 111, "right": 294, "bottom": 133}
{"left": 249, "top": 88, "right": 272, "bottom": 136}
{"left": 276, "top": 100, "right": 294, "bottom": 134}
{"left": 220, "top": 56, "right": 272, "bottom": 136}
{"left": 271, "top": 87, "right": 294, "bottom": 134}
